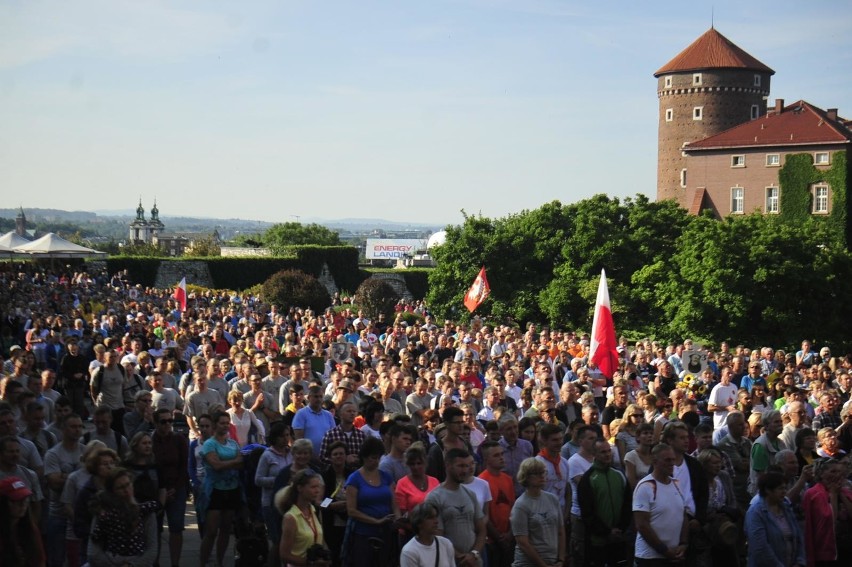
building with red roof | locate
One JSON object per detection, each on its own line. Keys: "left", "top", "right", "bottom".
{"left": 656, "top": 28, "right": 851, "bottom": 241}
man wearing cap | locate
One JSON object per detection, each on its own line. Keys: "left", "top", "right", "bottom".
{"left": 332, "top": 377, "right": 357, "bottom": 407}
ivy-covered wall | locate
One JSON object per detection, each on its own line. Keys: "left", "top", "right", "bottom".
{"left": 779, "top": 150, "right": 848, "bottom": 244}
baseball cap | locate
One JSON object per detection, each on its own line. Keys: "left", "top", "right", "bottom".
{"left": 338, "top": 379, "right": 355, "bottom": 392}
{"left": 120, "top": 355, "right": 136, "bottom": 366}
{"left": 0, "top": 477, "right": 33, "bottom": 501}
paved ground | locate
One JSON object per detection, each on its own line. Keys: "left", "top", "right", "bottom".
{"left": 157, "top": 509, "right": 236, "bottom": 567}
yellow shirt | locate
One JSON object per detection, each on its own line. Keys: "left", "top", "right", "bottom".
{"left": 284, "top": 506, "right": 324, "bottom": 560}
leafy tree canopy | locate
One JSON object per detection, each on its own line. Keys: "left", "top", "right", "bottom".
{"left": 262, "top": 222, "right": 342, "bottom": 253}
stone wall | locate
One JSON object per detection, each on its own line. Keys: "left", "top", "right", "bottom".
{"left": 369, "top": 273, "right": 413, "bottom": 301}
{"left": 154, "top": 261, "right": 214, "bottom": 289}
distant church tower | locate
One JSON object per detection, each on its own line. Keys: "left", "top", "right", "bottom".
{"left": 129, "top": 199, "right": 150, "bottom": 244}
{"left": 15, "top": 207, "right": 27, "bottom": 237}
{"left": 149, "top": 200, "right": 164, "bottom": 241}
{"left": 655, "top": 28, "right": 774, "bottom": 207}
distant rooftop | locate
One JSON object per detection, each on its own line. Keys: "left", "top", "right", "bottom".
{"left": 655, "top": 28, "right": 774, "bottom": 77}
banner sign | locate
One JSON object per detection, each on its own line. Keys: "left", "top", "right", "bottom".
{"left": 365, "top": 239, "right": 423, "bottom": 260}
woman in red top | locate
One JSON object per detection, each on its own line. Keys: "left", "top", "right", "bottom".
{"left": 803, "top": 458, "right": 852, "bottom": 567}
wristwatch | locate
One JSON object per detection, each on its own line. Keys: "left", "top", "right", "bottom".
{"left": 470, "top": 550, "right": 481, "bottom": 561}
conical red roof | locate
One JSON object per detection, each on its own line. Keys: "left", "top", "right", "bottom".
{"left": 655, "top": 28, "right": 774, "bottom": 76}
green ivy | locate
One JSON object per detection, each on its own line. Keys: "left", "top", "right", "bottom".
{"left": 779, "top": 150, "right": 848, "bottom": 244}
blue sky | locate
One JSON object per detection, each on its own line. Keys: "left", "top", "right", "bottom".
{"left": 1, "top": 0, "right": 849, "bottom": 226}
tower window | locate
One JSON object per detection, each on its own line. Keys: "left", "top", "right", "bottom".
{"left": 814, "top": 152, "right": 830, "bottom": 165}
{"left": 680, "top": 169, "right": 687, "bottom": 188}
{"left": 754, "top": 74, "right": 761, "bottom": 87}
{"left": 766, "top": 154, "right": 780, "bottom": 167}
{"left": 693, "top": 106, "right": 703, "bottom": 120}
{"left": 731, "top": 155, "right": 745, "bottom": 168}
{"left": 751, "top": 105, "right": 760, "bottom": 120}
{"left": 813, "top": 185, "right": 830, "bottom": 214}
{"left": 664, "top": 76, "right": 672, "bottom": 88}
{"left": 766, "top": 187, "right": 779, "bottom": 214}
{"left": 693, "top": 73, "right": 702, "bottom": 86}
{"left": 731, "top": 187, "right": 744, "bottom": 214}
{"left": 665, "top": 108, "right": 673, "bottom": 122}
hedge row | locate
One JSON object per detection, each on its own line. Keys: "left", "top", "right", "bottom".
{"left": 103, "top": 251, "right": 431, "bottom": 299}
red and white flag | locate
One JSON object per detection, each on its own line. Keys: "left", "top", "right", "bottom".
{"left": 174, "top": 277, "right": 187, "bottom": 312}
{"left": 464, "top": 267, "right": 490, "bottom": 313}
{"left": 589, "top": 269, "right": 619, "bottom": 379}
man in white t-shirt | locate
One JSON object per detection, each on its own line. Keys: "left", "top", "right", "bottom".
{"left": 566, "top": 424, "right": 599, "bottom": 567}
{"left": 708, "top": 366, "right": 738, "bottom": 430}
{"left": 633, "top": 443, "right": 689, "bottom": 564}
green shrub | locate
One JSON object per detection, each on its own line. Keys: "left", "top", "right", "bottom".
{"left": 260, "top": 269, "right": 331, "bottom": 311}
{"left": 353, "top": 278, "right": 400, "bottom": 320}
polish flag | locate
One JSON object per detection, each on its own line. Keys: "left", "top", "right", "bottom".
{"left": 463, "top": 267, "right": 490, "bottom": 313}
{"left": 589, "top": 269, "right": 619, "bottom": 379}
{"left": 174, "top": 277, "right": 187, "bottom": 312}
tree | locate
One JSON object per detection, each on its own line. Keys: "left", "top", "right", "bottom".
{"left": 119, "top": 242, "right": 167, "bottom": 257}
{"left": 263, "top": 222, "right": 342, "bottom": 254}
{"left": 260, "top": 269, "right": 331, "bottom": 311}
{"left": 185, "top": 236, "right": 221, "bottom": 257}
{"left": 353, "top": 278, "right": 400, "bottom": 321}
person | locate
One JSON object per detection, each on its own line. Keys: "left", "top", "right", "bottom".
{"left": 744, "top": 470, "right": 805, "bottom": 567}
{"left": 624, "top": 422, "right": 654, "bottom": 489}
{"left": 615, "top": 403, "right": 643, "bottom": 467}
{"left": 123, "top": 432, "right": 164, "bottom": 505}
{"left": 803, "top": 458, "right": 852, "bottom": 567}
{"left": 199, "top": 410, "right": 244, "bottom": 567}
{"left": 90, "top": 350, "right": 127, "bottom": 434}
{"left": 708, "top": 366, "right": 739, "bottom": 431}
{"left": 44, "top": 413, "right": 84, "bottom": 567}
{"left": 344, "top": 436, "right": 401, "bottom": 567}
{"left": 567, "top": 424, "right": 599, "bottom": 565}
{"left": 750, "top": 410, "right": 787, "bottom": 495}
{"left": 498, "top": 415, "right": 533, "bottom": 496}
{"left": 0, "top": 476, "right": 46, "bottom": 567}
{"left": 227, "top": 389, "right": 266, "bottom": 446}
{"left": 255, "top": 422, "right": 293, "bottom": 567}
{"left": 85, "top": 406, "right": 130, "bottom": 455}
{"left": 188, "top": 413, "right": 213, "bottom": 536}
{"left": 509, "top": 457, "right": 565, "bottom": 567}
{"left": 70, "top": 445, "right": 118, "bottom": 567}
{"left": 477, "top": 441, "right": 515, "bottom": 567}
{"left": 695, "top": 448, "right": 738, "bottom": 566}
{"left": 380, "top": 424, "right": 414, "bottom": 483}
{"left": 321, "top": 441, "right": 354, "bottom": 567}
{"left": 427, "top": 406, "right": 471, "bottom": 482}
{"left": 815, "top": 427, "right": 846, "bottom": 459}
{"left": 633, "top": 443, "right": 689, "bottom": 567}
{"left": 123, "top": 390, "right": 155, "bottom": 438}
{"left": 399, "top": 503, "right": 456, "bottom": 567}
{"left": 577, "top": 440, "right": 631, "bottom": 567}
{"left": 151, "top": 408, "right": 189, "bottom": 567}
{"left": 277, "top": 468, "right": 330, "bottom": 567}
{"left": 293, "top": 385, "right": 336, "bottom": 458}
{"left": 395, "top": 442, "right": 440, "bottom": 526}
{"left": 319, "top": 401, "right": 366, "bottom": 468}
{"left": 424, "top": 447, "right": 486, "bottom": 567}
{"left": 87, "top": 467, "right": 159, "bottom": 567}
{"left": 716, "top": 410, "right": 753, "bottom": 510}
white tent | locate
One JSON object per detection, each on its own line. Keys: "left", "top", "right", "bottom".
{"left": 0, "top": 231, "right": 32, "bottom": 249}
{"left": 14, "top": 232, "right": 106, "bottom": 258}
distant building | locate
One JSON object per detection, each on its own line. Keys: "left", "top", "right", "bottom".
{"left": 15, "top": 207, "right": 36, "bottom": 239}
{"left": 128, "top": 200, "right": 221, "bottom": 256}
{"left": 656, "top": 28, "right": 851, "bottom": 242}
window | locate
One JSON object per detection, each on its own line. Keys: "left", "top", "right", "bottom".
{"left": 815, "top": 152, "right": 830, "bottom": 165}
{"left": 766, "top": 187, "right": 779, "bottom": 213}
{"left": 693, "top": 73, "right": 702, "bottom": 86}
{"left": 731, "top": 187, "right": 744, "bottom": 214}
{"left": 766, "top": 154, "right": 780, "bottom": 167}
{"left": 664, "top": 76, "right": 672, "bottom": 88}
{"left": 751, "top": 105, "right": 760, "bottom": 120}
{"left": 665, "top": 108, "right": 673, "bottom": 122}
{"left": 693, "top": 106, "right": 703, "bottom": 120}
{"left": 731, "top": 155, "right": 745, "bottom": 168}
{"left": 680, "top": 169, "right": 687, "bottom": 188}
{"left": 754, "top": 74, "right": 761, "bottom": 87}
{"left": 813, "top": 185, "right": 829, "bottom": 214}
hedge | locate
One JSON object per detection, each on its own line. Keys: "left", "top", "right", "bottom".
{"left": 105, "top": 257, "right": 162, "bottom": 287}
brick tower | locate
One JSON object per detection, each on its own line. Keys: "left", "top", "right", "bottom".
{"left": 655, "top": 28, "right": 774, "bottom": 208}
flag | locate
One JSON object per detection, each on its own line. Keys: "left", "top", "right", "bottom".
{"left": 174, "top": 277, "right": 187, "bottom": 312}
{"left": 464, "top": 267, "right": 490, "bottom": 313}
{"left": 589, "top": 269, "right": 619, "bottom": 379}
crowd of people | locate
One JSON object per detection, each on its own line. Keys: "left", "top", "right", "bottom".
{"left": 1, "top": 263, "right": 851, "bottom": 567}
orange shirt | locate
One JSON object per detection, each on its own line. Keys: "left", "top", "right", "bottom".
{"left": 479, "top": 469, "right": 515, "bottom": 536}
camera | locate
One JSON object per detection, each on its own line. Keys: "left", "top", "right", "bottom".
{"left": 306, "top": 544, "right": 331, "bottom": 563}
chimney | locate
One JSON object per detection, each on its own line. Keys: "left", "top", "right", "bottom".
{"left": 775, "top": 99, "right": 785, "bottom": 114}
{"left": 827, "top": 108, "right": 838, "bottom": 121}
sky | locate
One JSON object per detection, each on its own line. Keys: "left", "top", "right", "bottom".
{"left": 1, "top": 0, "right": 850, "bottom": 226}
